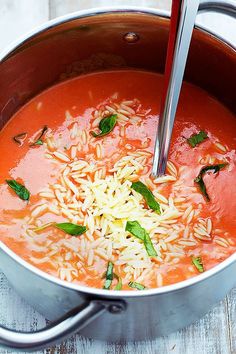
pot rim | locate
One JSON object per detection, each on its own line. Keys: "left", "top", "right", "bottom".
{"left": 0, "top": 5, "right": 235, "bottom": 63}
{"left": 0, "top": 6, "right": 235, "bottom": 298}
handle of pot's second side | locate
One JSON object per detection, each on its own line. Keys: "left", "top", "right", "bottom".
{"left": 0, "top": 300, "right": 125, "bottom": 351}
{"left": 199, "top": 0, "right": 236, "bottom": 18}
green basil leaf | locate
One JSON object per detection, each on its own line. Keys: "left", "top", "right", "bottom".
{"left": 128, "top": 281, "right": 146, "bottom": 290}
{"left": 34, "top": 140, "right": 43, "bottom": 145}
{"left": 187, "top": 131, "right": 208, "bottom": 148}
{"left": 6, "top": 179, "right": 30, "bottom": 201}
{"left": 194, "top": 163, "right": 228, "bottom": 201}
{"left": 144, "top": 232, "right": 158, "bottom": 257}
{"left": 114, "top": 273, "right": 122, "bottom": 290}
{"left": 192, "top": 256, "right": 204, "bottom": 273}
{"left": 126, "top": 220, "right": 146, "bottom": 241}
{"left": 131, "top": 181, "right": 161, "bottom": 214}
{"left": 55, "top": 223, "right": 87, "bottom": 236}
{"left": 91, "top": 114, "right": 117, "bottom": 137}
{"left": 196, "top": 176, "right": 209, "bottom": 200}
{"left": 103, "top": 261, "right": 114, "bottom": 289}
{"left": 125, "top": 221, "right": 157, "bottom": 257}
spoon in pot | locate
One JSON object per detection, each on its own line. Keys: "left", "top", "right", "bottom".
{"left": 152, "top": 0, "right": 200, "bottom": 177}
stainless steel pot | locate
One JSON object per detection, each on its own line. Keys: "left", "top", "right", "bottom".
{"left": 0, "top": 2, "right": 235, "bottom": 351}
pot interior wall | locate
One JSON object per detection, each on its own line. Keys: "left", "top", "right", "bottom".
{"left": 0, "top": 11, "right": 235, "bottom": 131}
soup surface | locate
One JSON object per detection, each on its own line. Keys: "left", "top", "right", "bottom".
{"left": 0, "top": 70, "right": 235, "bottom": 290}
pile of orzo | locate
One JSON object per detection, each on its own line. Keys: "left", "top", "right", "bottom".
{"left": 1, "top": 71, "right": 235, "bottom": 291}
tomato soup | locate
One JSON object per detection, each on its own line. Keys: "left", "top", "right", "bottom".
{"left": 0, "top": 70, "right": 235, "bottom": 290}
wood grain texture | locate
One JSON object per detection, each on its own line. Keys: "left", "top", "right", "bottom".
{"left": 227, "top": 288, "right": 236, "bottom": 353}
{"left": 0, "top": 0, "right": 235, "bottom": 353}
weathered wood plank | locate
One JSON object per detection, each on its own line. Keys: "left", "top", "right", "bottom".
{"left": 0, "top": 0, "right": 49, "bottom": 52}
{"left": 226, "top": 288, "right": 236, "bottom": 353}
{"left": 0, "top": 271, "right": 46, "bottom": 354}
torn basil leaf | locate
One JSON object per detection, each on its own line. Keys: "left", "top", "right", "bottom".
{"left": 114, "top": 273, "right": 122, "bottom": 290}
{"left": 31, "top": 125, "right": 48, "bottom": 146}
{"left": 194, "top": 163, "right": 228, "bottom": 201}
{"left": 6, "top": 179, "right": 30, "bottom": 201}
{"left": 128, "top": 281, "right": 146, "bottom": 290}
{"left": 103, "top": 261, "right": 114, "bottom": 289}
{"left": 192, "top": 256, "right": 204, "bottom": 273}
{"left": 91, "top": 114, "right": 117, "bottom": 137}
{"left": 187, "top": 131, "right": 208, "bottom": 148}
{"left": 131, "top": 181, "right": 161, "bottom": 214}
{"left": 125, "top": 221, "right": 157, "bottom": 257}
{"left": 33, "top": 222, "right": 86, "bottom": 236}
{"left": 55, "top": 222, "right": 87, "bottom": 236}
{"left": 144, "top": 232, "right": 158, "bottom": 257}
{"left": 126, "top": 220, "right": 146, "bottom": 241}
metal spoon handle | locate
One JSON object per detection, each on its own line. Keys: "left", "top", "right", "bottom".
{"left": 152, "top": 0, "right": 200, "bottom": 178}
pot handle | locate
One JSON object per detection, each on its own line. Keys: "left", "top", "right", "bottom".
{"left": 199, "top": 0, "right": 236, "bottom": 17}
{"left": 0, "top": 299, "right": 125, "bottom": 351}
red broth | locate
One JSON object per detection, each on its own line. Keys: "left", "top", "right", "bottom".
{"left": 0, "top": 70, "right": 235, "bottom": 290}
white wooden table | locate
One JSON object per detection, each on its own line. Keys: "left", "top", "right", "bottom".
{"left": 0, "top": 1, "right": 235, "bottom": 353}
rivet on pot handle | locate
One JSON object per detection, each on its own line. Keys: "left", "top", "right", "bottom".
{"left": 0, "top": 299, "right": 126, "bottom": 351}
